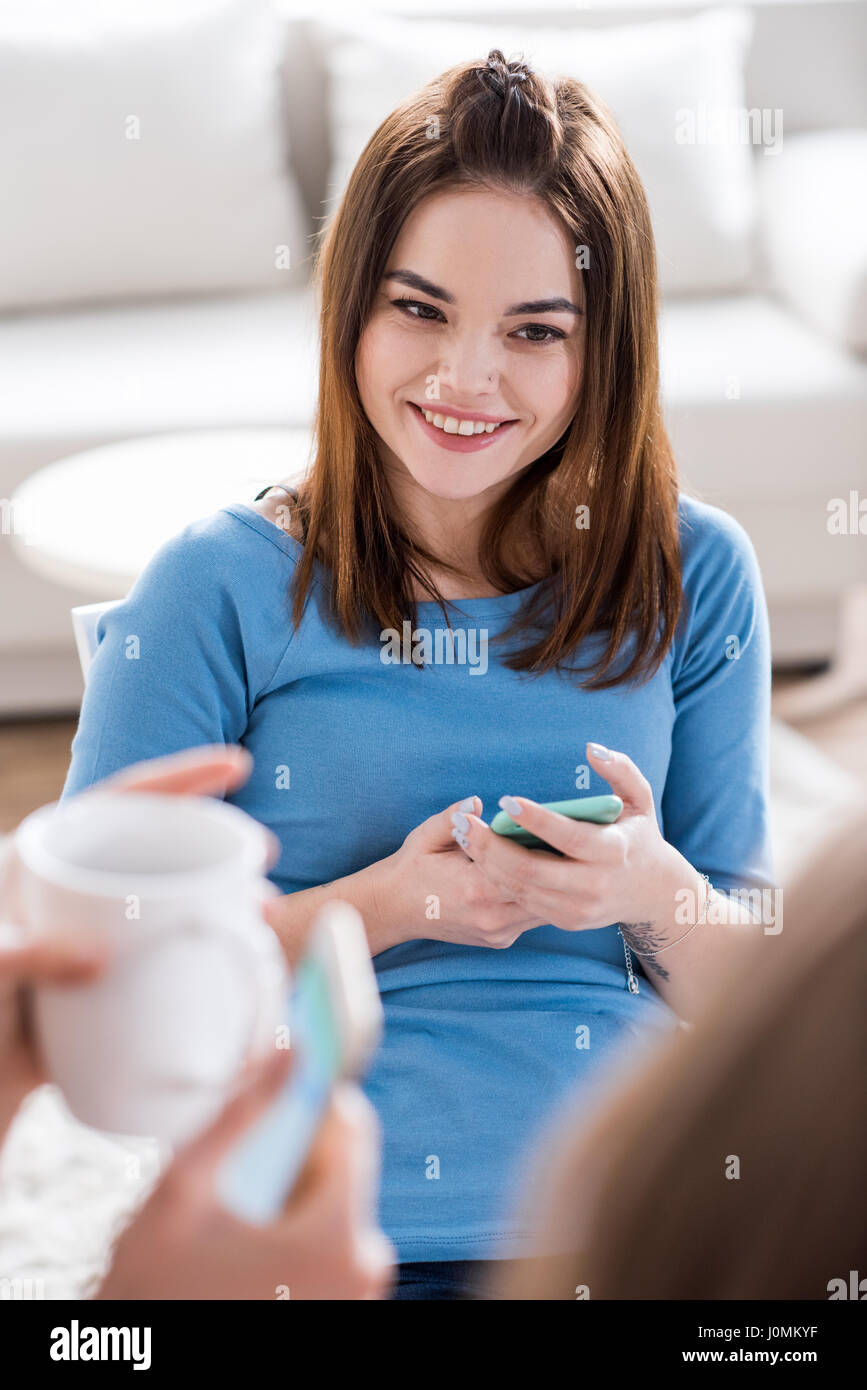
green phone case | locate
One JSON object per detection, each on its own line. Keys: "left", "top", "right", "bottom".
{"left": 490, "top": 793, "right": 623, "bottom": 852}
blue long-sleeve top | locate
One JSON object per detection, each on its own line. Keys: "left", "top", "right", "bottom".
{"left": 62, "top": 493, "right": 774, "bottom": 1261}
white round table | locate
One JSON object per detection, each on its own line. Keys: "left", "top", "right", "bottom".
{"left": 11, "top": 428, "right": 311, "bottom": 598}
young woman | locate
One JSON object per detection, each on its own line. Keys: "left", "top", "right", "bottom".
{"left": 63, "top": 50, "right": 776, "bottom": 1299}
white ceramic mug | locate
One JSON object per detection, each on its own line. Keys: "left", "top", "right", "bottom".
{"left": 8, "top": 790, "right": 288, "bottom": 1145}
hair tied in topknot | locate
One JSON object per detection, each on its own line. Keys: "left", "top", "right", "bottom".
{"left": 451, "top": 47, "right": 561, "bottom": 175}
{"left": 476, "top": 48, "right": 531, "bottom": 102}
{"left": 488, "top": 56, "right": 527, "bottom": 82}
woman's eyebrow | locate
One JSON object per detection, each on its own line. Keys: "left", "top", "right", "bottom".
{"left": 384, "top": 269, "right": 455, "bottom": 303}
{"left": 506, "top": 296, "right": 585, "bottom": 317}
{"left": 383, "top": 269, "right": 585, "bottom": 316}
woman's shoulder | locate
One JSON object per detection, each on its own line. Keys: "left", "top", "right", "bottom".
{"left": 671, "top": 492, "right": 769, "bottom": 665}
{"left": 246, "top": 486, "right": 307, "bottom": 546}
{"left": 115, "top": 501, "right": 305, "bottom": 628}
{"left": 676, "top": 491, "right": 762, "bottom": 591}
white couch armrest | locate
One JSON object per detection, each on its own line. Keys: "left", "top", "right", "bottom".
{"left": 756, "top": 129, "right": 867, "bottom": 355}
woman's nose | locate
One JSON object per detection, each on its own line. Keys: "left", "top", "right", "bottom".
{"left": 434, "top": 336, "right": 501, "bottom": 398}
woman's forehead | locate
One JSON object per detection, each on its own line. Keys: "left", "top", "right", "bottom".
{"left": 388, "top": 189, "right": 583, "bottom": 306}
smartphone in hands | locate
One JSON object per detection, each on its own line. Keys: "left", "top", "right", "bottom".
{"left": 490, "top": 793, "right": 623, "bottom": 853}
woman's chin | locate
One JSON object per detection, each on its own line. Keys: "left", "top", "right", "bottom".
{"left": 403, "top": 462, "right": 512, "bottom": 503}
{"left": 418, "top": 481, "right": 496, "bottom": 503}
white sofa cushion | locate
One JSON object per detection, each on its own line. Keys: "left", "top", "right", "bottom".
{"left": 659, "top": 293, "right": 867, "bottom": 604}
{"left": 0, "top": 287, "right": 319, "bottom": 455}
{"left": 318, "top": 5, "right": 758, "bottom": 297}
{"left": 659, "top": 291, "right": 867, "bottom": 495}
{"left": 756, "top": 129, "right": 867, "bottom": 355}
{"left": 0, "top": 0, "right": 310, "bottom": 311}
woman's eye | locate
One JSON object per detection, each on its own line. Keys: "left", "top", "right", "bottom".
{"left": 388, "top": 299, "right": 566, "bottom": 344}
{"left": 390, "top": 297, "right": 445, "bottom": 322}
{"left": 513, "top": 324, "right": 567, "bottom": 344}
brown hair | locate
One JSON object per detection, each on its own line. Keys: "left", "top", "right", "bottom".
{"left": 497, "top": 797, "right": 867, "bottom": 1299}
{"left": 289, "top": 48, "right": 682, "bottom": 687}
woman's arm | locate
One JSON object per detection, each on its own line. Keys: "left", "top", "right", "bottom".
{"left": 262, "top": 795, "right": 553, "bottom": 966}
{"left": 262, "top": 858, "right": 405, "bottom": 965}
{"left": 637, "top": 503, "right": 777, "bottom": 1015}
{"left": 450, "top": 504, "right": 777, "bottom": 1022}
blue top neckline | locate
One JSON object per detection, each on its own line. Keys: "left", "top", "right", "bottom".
{"left": 226, "top": 502, "right": 547, "bottom": 619}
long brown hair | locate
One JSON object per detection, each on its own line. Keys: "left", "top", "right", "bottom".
{"left": 498, "top": 796, "right": 867, "bottom": 1299}
{"left": 291, "top": 48, "right": 682, "bottom": 687}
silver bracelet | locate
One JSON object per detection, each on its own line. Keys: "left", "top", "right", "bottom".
{"left": 645, "top": 872, "right": 714, "bottom": 957}
{"left": 619, "top": 861, "right": 716, "bottom": 984}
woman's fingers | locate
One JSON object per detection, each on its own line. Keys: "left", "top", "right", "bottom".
{"left": 0, "top": 932, "right": 109, "bottom": 985}
{"left": 492, "top": 797, "right": 623, "bottom": 862}
{"left": 585, "top": 742, "right": 656, "bottom": 815}
{"left": 99, "top": 744, "right": 253, "bottom": 798}
{"left": 457, "top": 814, "right": 591, "bottom": 896}
{"left": 100, "top": 745, "right": 277, "bottom": 860}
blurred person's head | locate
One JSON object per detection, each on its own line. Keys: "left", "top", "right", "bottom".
{"left": 290, "top": 49, "right": 682, "bottom": 688}
{"left": 497, "top": 801, "right": 867, "bottom": 1300}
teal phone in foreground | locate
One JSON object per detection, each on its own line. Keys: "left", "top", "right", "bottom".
{"left": 490, "top": 793, "right": 623, "bottom": 852}
{"left": 217, "top": 902, "right": 382, "bottom": 1225}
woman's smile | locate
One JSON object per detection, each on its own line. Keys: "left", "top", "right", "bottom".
{"left": 406, "top": 400, "right": 521, "bottom": 454}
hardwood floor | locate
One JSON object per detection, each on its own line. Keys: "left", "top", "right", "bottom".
{"left": 1, "top": 676, "right": 867, "bottom": 832}
{"left": 0, "top": 718, "right": 79, "bottom": 830}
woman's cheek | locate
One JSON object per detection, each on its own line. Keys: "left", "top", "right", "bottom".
{"left": 517, "top": 350, "right": 580, "bottom": 421}
{"left": 362, "top": 319, "right": 430, "bottom": 389}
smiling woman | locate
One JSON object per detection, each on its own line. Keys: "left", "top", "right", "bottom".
{"left": 63, "top": 47, "right": 776, "bottom": 1302}
{"left": 295, "top": 48, "right": 681, "bottom": 671}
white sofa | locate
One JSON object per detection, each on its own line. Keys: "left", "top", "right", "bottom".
{"left": 1, "top": 0, "right": 865, "bottom": 715}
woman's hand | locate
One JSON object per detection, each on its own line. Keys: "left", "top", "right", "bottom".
{"left": 0, "top": 897, "right": 108, "bottom": 1140}
{"left": 96, "top": 1053, "right": 393, "bottom": 1301}
{"left": 450, "top": 743, "right": 688, "bottom": 934}
{"left": 376, "top": 796, "right": 552, "bottom": 949}
{"left": 0, "top": 745, "right": 268, "bottom": 1139}
{"left": 264, "top": 795, "right": 550, "bottom": 960}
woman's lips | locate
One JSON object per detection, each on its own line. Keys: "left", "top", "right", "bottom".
{"left": 407, "top": 402, "right": 519, "bottom": 454}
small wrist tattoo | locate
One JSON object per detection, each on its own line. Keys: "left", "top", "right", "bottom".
{"left": 619, "top": 920, "right": 671, "bottom": 982}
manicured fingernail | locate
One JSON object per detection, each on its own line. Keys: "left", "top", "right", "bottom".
{"left": 451, "top": 811, "right": 469, "bottom": 834}
{"left": 451, "top": 828, "right": 469, "bottom": 850}
{"left": 588, "top": 742, "right": 611, "bottom": 760}
{"left": 458, "top": 796, "right": 477, "bottom": 813}
{"left": 498, "top": 795, "right": 522, "bottom": 818}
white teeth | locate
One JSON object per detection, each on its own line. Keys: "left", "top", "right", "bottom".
{"left": 421, "top": 407, "right": 503, "bottom": 435}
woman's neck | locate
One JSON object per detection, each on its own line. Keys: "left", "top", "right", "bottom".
{"left": 389, "top": 464, "right": 521, "bottom": 601}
